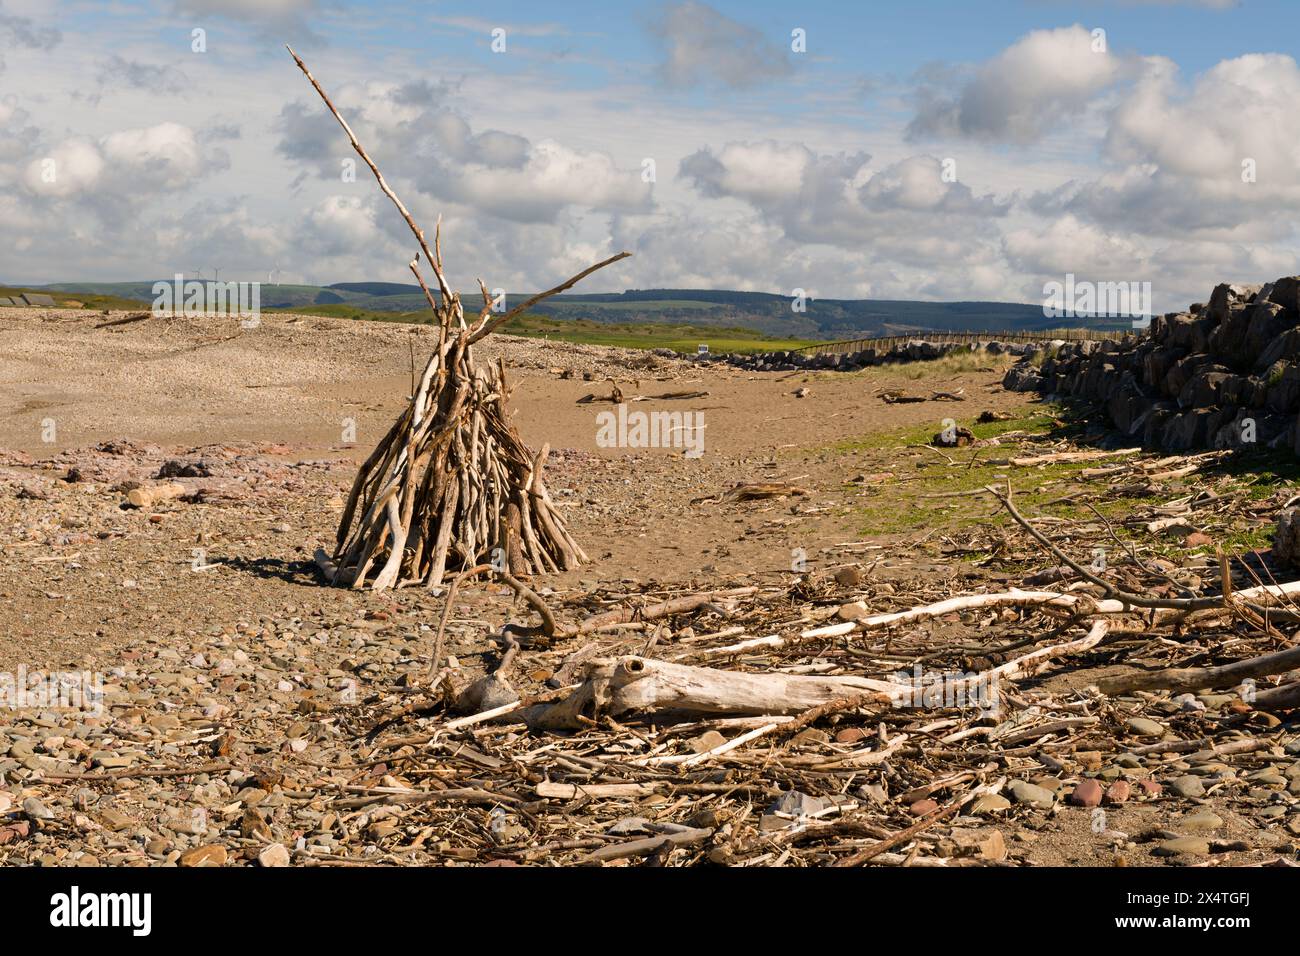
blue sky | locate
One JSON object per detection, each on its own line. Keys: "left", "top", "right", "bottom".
{"left": 3, "top": 0, "right": 1299, "bottom": 311}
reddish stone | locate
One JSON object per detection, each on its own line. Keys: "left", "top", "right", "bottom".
{"left": 1068, "top": 779, "right": 1104, "bottom": 808}
{"left": 1137, "top": 778, "right": 1163, "bottom": 797}
{"left": 835, "top": 727, "right": 866, "bottom": 744}
{"left": 909, "top": 798, "right": 939, "bottom": 816}
{"left": 1104, "top": 780, "right": 1132, "bottom": 805}
{"left": 0, "top": 821, "right": 32, "bottom": 845}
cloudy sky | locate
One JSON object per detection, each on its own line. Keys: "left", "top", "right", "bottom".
{"left": 2, "top": 0, "right": 1298, "bottom": 311}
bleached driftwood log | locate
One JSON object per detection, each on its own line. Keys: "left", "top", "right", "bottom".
{"left": 126, "top": 482, "right": 188, "bottom": 508}
{"left": 522, "top": 656, "right": 903, "bottom": 730}
{"left": 523, "top": 621, "right": 1109, "bottom": 730}
{"left": 818, "top": 580, "right": 1300, "bottom": 642}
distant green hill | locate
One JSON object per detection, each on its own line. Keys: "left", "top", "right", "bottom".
{"left": 0, "top": 284, "right": 149, "bottom": 311}
{"left": 33, "top": 280, "right": 1120, "bottom": 339}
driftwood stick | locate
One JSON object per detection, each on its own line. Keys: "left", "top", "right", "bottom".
{"left": 430, "top": 562, "right": 495, "bottom": 679}
{"left": 1098, "top": 642, "right": 1300, "bottom": 695}
{"left": 286, "top": 45, "right": 453, "bottom": 305}
{"left": 835, "top": 795, "right": 968, "bottom": 867}
{"left": 985, "top": 484, "right": 1219, "bottom": 611}
{"left": 571, "top": 587, "right": 760, "bottom": 635}
{"left": 468, "top": 252, "right": 631, "bottom": 344}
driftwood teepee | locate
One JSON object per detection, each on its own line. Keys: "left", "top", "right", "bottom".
{"left": 288, "top": 47, "right": 629, "bottom": 591}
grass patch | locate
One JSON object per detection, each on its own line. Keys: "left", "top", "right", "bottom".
{"left": 828, "top": 402, "right": 1189, "bottom": 540}
{"left": 831, "top": 404, "right": 1069, "bottom": 455}
{"left": 889, "top": 351, "right": 1016, "bottom": 381}
{"left": 264, "top": 302, "right": 428, "bottom": 323}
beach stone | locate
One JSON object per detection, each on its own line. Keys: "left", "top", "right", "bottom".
{"left": 1069, "top": 780, "right": 1104, "bottom": 808}
{"left": 909, "top": 798, "right": 939, "bottom": 816}
{"left": 1104, "top": 780, "right": 1132, "bottom": 805}
{"left": 1247, "top": 768, "right": 1286, "bottom": 787}
{"left": 98, "top": 808, "right": 134, "bottom": 831}
{"left": 1181, "top": 810, "right": 1223, "bottom": 832}
{"left": 1127, "top": 718, "right": 1165, "bottom": 737}
{"left": 1169, "top": 775, "right": 1206, "bottom": 799}
{"left": 1009, "top": 781, "right": 1055, "bottom": 809}
{"left": 179, "top": 844, "right": 227, "bottom": 867}
{"left": 970, "top": 794, "right": 1011, "bottom": 815}
{"left": 768, "top": 791, "right": 828, "bottom": 818}
{"left": 22, "top": 797, "right": 54, "bottom": 821}
{"left": 1154, "top": 837, "right": 1210, "bottom": 857}
{"left": 258, "top": 843, "right": 291, "bottom": 868}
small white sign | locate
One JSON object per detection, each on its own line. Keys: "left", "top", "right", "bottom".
{"left": 697, "top": 343, "right": 709, "bottom": 355}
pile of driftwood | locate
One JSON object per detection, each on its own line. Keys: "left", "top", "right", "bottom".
{"left": 339, "top": 528, "right": 1300, "bottom": 864}
{"left": 322, "top": 433, "right": 1300, "bottom": 865}
{"left": 287, "top": 48, "right": 627, "bottom": 590}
